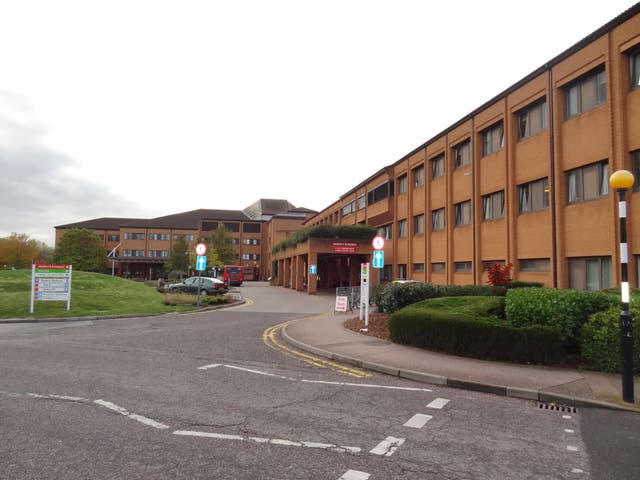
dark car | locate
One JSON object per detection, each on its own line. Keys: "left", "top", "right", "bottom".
{"left": 165, "top": 276, "right": 228, "bottom": 295}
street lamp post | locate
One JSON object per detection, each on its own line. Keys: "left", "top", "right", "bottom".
{"left": 609, "top": 169, "right": 635, "bottom": 404}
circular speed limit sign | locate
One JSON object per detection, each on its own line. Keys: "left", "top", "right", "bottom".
{"left": 372, "top": 235, "right": 385, "bottom": 250}
{"left": 195, "top": 242, "right": 207, "bottom": 255}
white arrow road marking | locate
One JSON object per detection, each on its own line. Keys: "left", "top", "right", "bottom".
{"left": 369, "top": 436, "right": 405, "bottom": 457}
{"left": 94, "top": 399, "right": 169, "bottom": 430}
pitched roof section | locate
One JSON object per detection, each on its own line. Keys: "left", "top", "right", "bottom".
{"left": 243, "top": 198, "right": 314, "bottom": 221}
{"left": 55, "top": 217, "right": 148, "bottom": 230}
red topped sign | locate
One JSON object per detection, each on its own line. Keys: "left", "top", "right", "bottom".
{"left": 372, "top": 236, "right": 385, "bottom": 250}
{"left": 331, "top": 241, "right": 359, "bottom": 253}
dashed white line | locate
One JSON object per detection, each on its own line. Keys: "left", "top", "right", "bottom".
{"left": 27, "top": 392, "right": 87, "bottom": 401}
{"left": 567, "top": 445, "right": 579, "bottom": 452}
{"left": 173, "top": 430, "right": 361, "bottom": 454}
{"left": 426, "top": 397, "right": 449, "bottom": 409}
{"left": 562, "top": 415, "right": 572, "bottom": 419}
{"left": 339, "top": 470, "right": 370, "bottom": 480}
{"left": 369, "top": 436, "right": 405, "bottom": 457}
{"left": 565, "top": 428, "right": 575, "bottom": 434}
{"left": 403, "top": 413, "right": 433, "bottom": 429}
{"left": 571, "top": 468, "right": 585, "bottom": 473}
{"left": 197, "top": 363, "right": 223, "bottom": 370}
{"left": 94, "top": 399, "right": 169, "bottom": 430}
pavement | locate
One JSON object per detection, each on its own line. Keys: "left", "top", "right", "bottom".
{"left": 282, "top": 310, "right": 640, "bottom": 413}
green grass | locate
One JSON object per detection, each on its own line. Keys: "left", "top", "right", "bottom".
{"left": 411, "top": 295, "right": 505, "bottom": 321}
{"left": 0, "top": 269, "right": 197, "bottom": 319}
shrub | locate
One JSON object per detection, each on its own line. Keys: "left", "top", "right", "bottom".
{"left": 388, "top": 297, "right": 563, "bottom": 364}
{"left": 507, "top": 281, "right": 544, "bottom": 289}
{"left": 486, "top": 262, "right": 513, "bottom": 288}
{"left": 581, "top": 305, "right": 640, "bottom": 373}
{"left": 505, "top": 288, "right": 617, "bottom": 349}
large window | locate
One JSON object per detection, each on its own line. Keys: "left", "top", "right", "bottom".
{"left": 342, "top": 200, "right": 356, "bottom": 216}
{"left": 517, "top": 100, "right": 547, "bottom": 140}
{"left": 454, "top": 140, "right": 471, "bottom": 168}
{"left": 454, "top": 201, "right": 472, "bottom": 226}
{"left": 519, "top": 258, "right": 550, "bottom": 272}
{"left": 569, "top": 257, "right": 612, "bottom": 291}
{"left": 367, "top": 181, "right": 394, "bottom": 205}
{"left": 519, "top": 178, "right": 549, "bottom": 213}
{"left": 482, "top": 122, "right": 504, "bottom": 156}
{"left": 566, "top": 161, "right": 609, "bottom": 204}
{"left": 482, "top": 191, "right": 504, "bottom": 220}
{"left": 378, "top": 223, "right": 392, "bottom": 240}
{"left": 108, "top": 234, "right": 120, "bottom": 242}
{"left": 398, "top": 219, "right": 407, "bottom": 238}
{"left": 631, "top": 49, "right": 640, "bottom": 91}
{"left": 431, "top": 208, "right": 445, "bottom": 231}
{"left": 412, "top": 165, "right": 425, "bottom": 188}
{"left": 431, "top": 154, "right": 445, "bottom": 179}
{"left": 124, "top": 232, "right": 145, "bottom": 240}
{"left": 243, "top": 223, "right": 261, "bottom": 233}
{"left": 357, "top": 195, "right": 366, "bottom": 209}
{"left": 455, "top": 262, "right": 472, "bottom": 273}
{"left": 564, "top": 69, "right": 606, "bottom": 119}
{"left": 223, "top": 222, "right": 240, "bottom": 233}
{"left": 432, "top": 262, "right": 446, "bottom": 273}
{"left": 413, "top": 214, "right": 425, "bottom": 234}
{"left": 149, "top": 233, "right": 169, "bottom": 241}
{"left": 397, "top": 264, "right": 407, "bottom": 280}
{"left": 397, "top": 174, "right": 408, "bottom": 194}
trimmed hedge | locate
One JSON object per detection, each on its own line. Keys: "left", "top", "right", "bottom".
{"left": 505, "top": 288, "right": 617, "bottom": 349}
{"left": 388, "top": 297, "right": 563, "bottom": 364}
{"left": 377, "top": 282, "right": 498, "bottom": 313}
{"left": 272, "top": 224, "right": 376, "bottom": 253}
{"left": 581, "top": 305, "right": 640, "bottom": 373}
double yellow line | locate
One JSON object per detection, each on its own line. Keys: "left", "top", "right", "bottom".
{"left": 263, "top": 321, "right": 371, "bottom": 379}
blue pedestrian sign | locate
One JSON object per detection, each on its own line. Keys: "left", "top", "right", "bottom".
{"left": 309, "top": 264, "right": 317, "bottom": 274}
{"left": 372, "top": 250, "right": 384, "bottom": 268}
{"left": 196, "top": 255, "right": 207, "bottom": 271}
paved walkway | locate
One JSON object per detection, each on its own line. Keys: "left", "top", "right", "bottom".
{"left": 282, "top": 310, "right": 640, "bottom": 412}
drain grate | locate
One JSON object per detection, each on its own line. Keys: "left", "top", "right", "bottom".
{"left": 537, "top": 401, "right": 577, "bottom": 413}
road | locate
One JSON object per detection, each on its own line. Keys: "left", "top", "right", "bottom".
{"left": 1, "top": 282, "right": 639, "bottom": 479}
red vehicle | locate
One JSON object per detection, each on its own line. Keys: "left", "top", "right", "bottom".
{"left": 223, "top": 265, "right": 244, "bottom": 286}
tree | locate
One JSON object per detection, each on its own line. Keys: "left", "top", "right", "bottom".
{"left": 487, "top": 262, "right": 513, "bottom": 288}
{"left": 0, "top": 233, "right": 47, "bottom": 269}
{"left": 54, "top": 228, "right": 106, "bottom": 272}
{"left": 165, "top": 234, "right": 190, "bottom": 279}
{"left": 207, "top": 225, "right": 236, "bottom": 266}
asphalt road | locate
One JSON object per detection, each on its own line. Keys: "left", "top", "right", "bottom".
{"left": 1, "top": 282, "right": 639, "bottom": 479}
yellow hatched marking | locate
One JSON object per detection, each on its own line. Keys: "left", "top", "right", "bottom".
{"left": 263, "top": 322, "right": 371, "bottom": 379}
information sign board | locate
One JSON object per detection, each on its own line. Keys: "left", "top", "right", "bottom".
{"left": 30, "top": 264, "right": 72, "bottom": 313}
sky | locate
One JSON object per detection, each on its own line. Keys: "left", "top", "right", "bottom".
{"left": 1, "top": 0, "right": 638, "bottom": 246}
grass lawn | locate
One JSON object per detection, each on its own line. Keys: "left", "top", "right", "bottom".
{"left": 0, "top": 269, "right": 197, "bottom": 319}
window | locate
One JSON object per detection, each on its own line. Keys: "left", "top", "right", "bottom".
{"left": 108, "top": 234, "right": 120, "bottom": 241}
{"left": 241, "top": 238, "right": 260, "bottom": 245}
{"left": 482, "top": 191, "right": 504, "bottom": 220}
{"left": 431, "top": 208, "right": 445, "bottom": 231}
{"left": 381, "top": 265, "right": 392, "bottom": 282}
{"left": 149, "top": 233, "right": 169, "bottom": 241}
{"left": 432, "top": 262, "right": 446, "bottom": 273}
{"left": 243, "top": 223, "right": 261, "bottom": 233}
{"left": 413, "top": 263, "right": 425, "bottom": 273}
{"left": 223, "top": 222, "right": 240, "bottom": 233}
{"left": 454, "top": 201, "right": 472, "bottom": 226}
{"left": 566, "top": 161, "right": 609, "bottom": 204}
{"left": 202, "top": 221, "right": 218, "bottom": 231}
{"left": 357, "top": 195, "right": 366, "bottom": 209}
{"left": 378, "top": 224, "right": 393, "bottom": 240}
{"left": 242, "top": 254, "right": 260, "bottom": 261}
{"left": 569, "top": 257, "right": 612, "bottom": 291}
{"left": 412, "top": 165, "right": 425, "bottom": 187}
{"left": 148, "top": 250, "right": 168, "bottom": 257}
{"left": 565, "top": 69, "right": 606, "bottom": 119}
{"left": 519, "top": 178, "right": 549, "bottom": 213}
{"left": 482, "top": 122, "right": 504, "bottom": 156}
{"left": 398, "top": 219, "right": 407, "bottom": 238}
{"left": 454, "top": 140, "right": 471, "bottom": 168}
{"left": 173, "top": 234, "right": 195, "bottom": 241}
{"left": 367, "top": 181, "right": 394, "bottom": 205}
{"left": 483, "top": 260, "right": 505, "bottom": 270}
{"left": 413, "top": 214, "right": 425, "bottom": 234}
{"left": 431, "top": 154, "right": 445, "bottom": 179}
{"left": 633, "top": 151, "right": 640, "bottom": 192}
{"left": 124, "top": 232, "right": 145, "bottom": 240}
{"left": 630, "top": 49, "right": 640, "bottom": 91}
{"left": 519, "top": 258, "right": 550, "bottom": 272}
{"left": 398, "top": 264, "right": 407, "bottom": 280}
{"left": 455, "top": 262, "right": 472, "bottom": 272}
{"left": 342, "top": 200, "right": 356, "bottom": 216}
{"left": 397, "top": 174, "right": 408, "bottom": 194}
{"left": 517, "top": 100, "right": 547, "bottom": 140}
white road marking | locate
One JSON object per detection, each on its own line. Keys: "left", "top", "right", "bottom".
{"left": 562, "top": 415, "right": 572, "bottom": 419}
{"left": 339, "top": 470, "right": 370, "bottom": 480}
{"left": 565, "top": 429, "right": 575, "bottom": 434}
{"left": 369, "top": 436, "right": 405, "bottom": 457}
{"left": 571, "top": 468, "right": 585, "bottom": 473}
{"left": 567, "top": 445, "right": 579, "bottom": 452}
{"left": 197, "top": 363, "right": 223, "bottom": 370}
{"left": 94, "top": 399, "right": 169, "bottom": 430}
{"left": 403, "top": 413, "right": 433, "bottom": 429}
{"left": 173, "top": 430, "right": 361, "bottom": 454}
{"left": 223, "top": 364, "right": 289, "bottom": 379}
{"left": 426, "top": 397, "right": 449, "bottom": 409}
{"left": 27, "top": 392, "right": 87, "bottom": 401}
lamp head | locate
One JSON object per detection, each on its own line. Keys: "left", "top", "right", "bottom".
{"left": 609, "top": 169, "right": 635, "bottom": 190}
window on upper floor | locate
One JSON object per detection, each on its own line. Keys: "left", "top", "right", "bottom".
{"left": 517, "top": 100, "right": 547, "bottom": 140}
{"left": 124, "top": 232, "right": 145, "bottom": 240}
{"left": 397, "top": 174, "right": 408, "bottom": 194}
{"left": 431, "top": 208, "right": 445, "bottom": 231}
{"left": 566, "top": 161, "right": 609, "bottom": 204}
{"left": 519, "top": 258, "right": 550, "bottom": 272}
{"left": 413, "top": 214, "right": 424, "bottom": 234}
{"left": 342, "top": 200, "right": 356, "bottom": 217}
{"left": 431, "top": 154, "right": 445, "bottom": 179}
{"left": 108, "top": 234, "right": 120, "bottom": 242}
{"left": 412, "top": 165, "right": 425, "bottom": 187}
{"left": 482, "top": 122, "right": 504, "bottom": 156}
{"left": 223, "top": 222, "right": 240, "bottom": 233}
{"left": 630, "top": 49, "right": 640, "bottom": 91}
{"left": 482, "top": 191, "right": 504, "bottom": 220}
{"left": 564, "top": 68, "right": 606, "bottom": 119}
{"left": 243, "top": 222, "right": 261, "bottom": 233}
{"left": 453, "top": 140, "right": 471, "bottom": 169}
{"left": 455, "top": 261, "right": 472, "bottom": 273}
{"left": 398, "top": 219, "right": 407, "bottom": 238}
{"left": 519, "top": 178, "right": 549, "bottom": 213}
{"left": 454, "top": 200, "right": 472, "bottom": 226}
{"left": 367, "top": 181, "right": 394, "bottom": 205}
{"left": 357, "top": 195, "right": 366, "bottom": 209}
{"left": 632, "top": 150, "right": 640, "bottom": 192}
{"left": 378, "top": 223, "right": 393, "bottom": 240}
{"left": 431, "top": 262, "right": 446, "bottom": 273}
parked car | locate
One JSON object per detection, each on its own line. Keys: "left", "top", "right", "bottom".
{"left": 165, "top": 276, "right": 228, "bottom": 295}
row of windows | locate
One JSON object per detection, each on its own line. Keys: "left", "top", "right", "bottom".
{"left": 202, "top": 222, "right": 262, "bottom": 233}
{"left": 241, "top": 254, "right": 260, "bottom": 260}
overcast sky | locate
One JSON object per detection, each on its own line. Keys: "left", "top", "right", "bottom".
{"left": 1, "top": 0, "right": 638, "bottom": 246}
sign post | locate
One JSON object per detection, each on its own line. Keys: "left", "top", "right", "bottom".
{"left": 30, "top": 264, "right": 72, "bottom": 314}
{"left": 360, "top": 262, "right": 370, "bottom": 331}
{"left": 195, "top": 243, "right": 207, "bottom": 307}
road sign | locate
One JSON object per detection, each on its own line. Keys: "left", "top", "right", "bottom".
{"left": 309, "top": 264, "right": 317, "bottom": 274}
{"left": 372, "top": 235, "right": 385, "bottom": 250}
{"left": 195, "top": 243, "right": 207, "bottom": 255}
{"left": 30, "top": 264, "right": 72, "bottom": 313}
{"left": 372, "top": 250, "right": 384, "bottom": 268}
{"left": 196, "top": 255, "right": 207, "bottom": 271}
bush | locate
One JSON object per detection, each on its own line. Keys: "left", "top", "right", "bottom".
{"left": 507, "top": 281, "right": 544, "bottom": 289}
{"left": 162, "top": 293, "right": 229, "bottom": 306}
{"left": 388, "top": 297, "right": 563, "bottom": 364}
{"left": 581, "top": 305, "right": 640, "bottom": 373}
{"left": 505, "top": 288, "right": 617, "bottom": 349}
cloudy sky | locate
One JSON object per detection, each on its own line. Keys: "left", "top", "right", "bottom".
{"left": 1, "top": 0, "right": 638, "bottom": 246}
